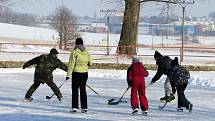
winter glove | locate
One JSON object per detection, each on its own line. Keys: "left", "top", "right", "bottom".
{"left": 66, "top": 77, "right": 70, "bottom": 80}
{"left": 22, "top": 64, "right": 27, "bottom": 69}
{"left": 170, "top": 82, "right": 176, "bottom": 94}
{"left": 127, "top": 79, "right": 133, "bottom": 87}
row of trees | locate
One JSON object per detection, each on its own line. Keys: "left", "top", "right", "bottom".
{"left": 0, "top": 7, "right": 37, "bottom": 26}
{"left": 0, "top": 1, "right": 79, "bottom": 50}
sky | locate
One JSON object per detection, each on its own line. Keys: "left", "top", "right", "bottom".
{"left": 6, "top": 0, "right": 215, "bottom": 17}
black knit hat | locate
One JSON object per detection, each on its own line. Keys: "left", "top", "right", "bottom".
{"left": 154, "top": 51, "right": 162, "bottom": 58}
{"left": 75, "top": 38, "right": 83, "bottom": 45}
{"left": 50, "top": 48, "right": 59, "bottom": 54}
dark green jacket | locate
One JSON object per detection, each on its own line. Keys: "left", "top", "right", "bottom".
{"left": 23, "top": 54, "right": 67, "bottom": 83}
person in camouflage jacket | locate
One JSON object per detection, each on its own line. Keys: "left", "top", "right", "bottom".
{"left": 23, "top": 48, "right": 67, "bottom": 101}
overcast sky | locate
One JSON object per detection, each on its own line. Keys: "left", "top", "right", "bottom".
{"left": 8, "top": 0, "right": 215, "bottom": 17}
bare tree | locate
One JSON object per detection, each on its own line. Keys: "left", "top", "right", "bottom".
{"left": 50, "top": 6, "right": 79, "bottom": 50}
{"left": 118, "top": 0, "right": 181, "bottom": 55}
{"left": 101, "top": 0, "right": 191, "bottom": 55}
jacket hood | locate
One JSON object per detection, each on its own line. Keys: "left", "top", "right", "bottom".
{"left": 154, "top": 51, "right": 163, "bottom": 59}
{"left": 74, "top": 45, "right": 86, "bottom": 52}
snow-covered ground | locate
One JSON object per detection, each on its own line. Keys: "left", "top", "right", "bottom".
{"left": 1, "top": 44, "right": 215, "bottom": 65}
{"left": 0, "top": 68, "right": 215, "bottom": 121}
{"left": 0, "top": 23, "right": 58, "bottom": 41}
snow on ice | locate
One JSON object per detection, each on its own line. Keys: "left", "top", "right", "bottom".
{"left": 0, "top": 68, "right": 215, "bottom": 121}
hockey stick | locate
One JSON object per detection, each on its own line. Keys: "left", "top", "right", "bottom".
{"left": 46, "top": 79, "right": 68, "bottom": 99}
{"left": 86, "top": 84, "right": 121, "bottom": 103}
{"left": 159, "top": 101, "right": 168, "bottom": 110}
{"left": 86, "top": 84, "right": 100, "bottom": 96}
{"left": 108, "top": 84, "right": 149, "bottom": 105}
{"left": 86, "top": 84, "right": 115, "bottom": 103}
{"left": 108, "top": 86, "right": 130, "bottom": 105}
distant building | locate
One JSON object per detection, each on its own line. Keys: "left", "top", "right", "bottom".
{"left": 109, "top": 15, "right": 123, "bottom": 34}
{"left": 174, "top": 21, "right": 195, "bottom": 36}
{"left": 76, "top": 23, "right": 92, "bottom": 32}
{"left": 76, "top": 18, "right": 107, "bottom": 33}
{"left": 108, "top": 14, "right": 177, "bottom": 35}
{"left": 174, "top": 25, "right": 195, "bottom": 36}
{"left": 110, "top": 22, "right": 176, "bottom": 35}
{"left": 91, "top": 20, "right": 107, "bottom": 33}
{"left": 138, "top": 23, "right": 150, "bottom": 35}
{"left": 75, "top": 15, "right": 215, "bottom": 36}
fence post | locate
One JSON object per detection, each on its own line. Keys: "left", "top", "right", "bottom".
{"left": 179, "top": 47, "right": 182, "bottom": 64}
{"left": 117, "top": 45, "right": 119, "bottom": 65}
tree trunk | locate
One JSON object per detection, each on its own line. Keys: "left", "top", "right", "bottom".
{"left": 64, "top": 41, "right": 67, "bottom": 50}
{"left": 59, "top": 33, "right": 63, "bottom": 49}
{"left": 118, "top": 0, "right": 140, "bottom": 55}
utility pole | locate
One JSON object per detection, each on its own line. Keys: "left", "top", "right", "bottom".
{"left": 100, "top": 9, "right": 117, "bottom": 55}
{"left": 177, "top": 0, "right": 194, "bottom": 63}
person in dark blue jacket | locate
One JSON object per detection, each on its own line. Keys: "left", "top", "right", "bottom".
{"left": 169, "top": 57, "right": 193, "bottom": 112}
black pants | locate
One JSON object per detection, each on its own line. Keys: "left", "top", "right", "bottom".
{"left": 25, "top": 81, "right": 62, "bottom": 99}
{"left": 176, "top": 83, "right": 191, "bottom": 109}
{"left": 72, "top": 72, "right": 88, "bottom": 109}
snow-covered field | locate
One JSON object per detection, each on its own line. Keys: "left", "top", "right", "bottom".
{"left": 1, "top": 44, "right": 215, "bottom": 65}
{"left": 0, "top": 23, "right": 215, "bottom": 65}
{"left": 0, "top": 23, "right": 58, "bottom": 41}
{"left": 0, "top": 68, "right": 215, "bottom": 121}
{"left": 1, "top": 22, "right": 215, "bottom": 45}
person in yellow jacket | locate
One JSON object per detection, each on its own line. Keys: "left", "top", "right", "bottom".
{"left": 66, "top": 37, "right": 93, "bottom": 113}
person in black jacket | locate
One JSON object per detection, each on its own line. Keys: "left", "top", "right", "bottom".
{"left": 150, "top": 51, "right": 175, "bottom": 102}
{"left": 169, "top": 57, "right": 193, "bottom": 112}
{"left": 23, "top": 48, "right": 67, "bottom": 101}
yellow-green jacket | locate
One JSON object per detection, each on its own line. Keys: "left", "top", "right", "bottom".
{"left": 67, "top": 46, "right": 92, "bottom": 78}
